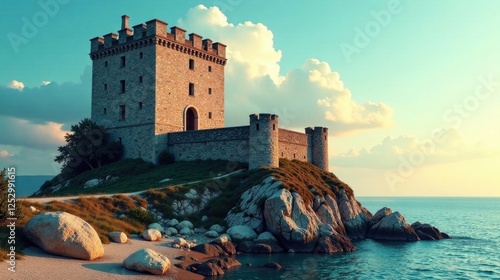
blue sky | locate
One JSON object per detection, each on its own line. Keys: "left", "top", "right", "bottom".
{"left": 1, "top": 0, "right": 499, "bottom": 196}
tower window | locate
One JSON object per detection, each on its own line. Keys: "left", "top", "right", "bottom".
{"left": 103, "top": 108, "right": 107, "bottom": 115}
{"left": 189, "top": 83, "right": 195, "bottom": 96}
{"left": 118, "top": 137, "right": 122, "bottom": 144}
{"left": 105, "top": 61, "right": 108, "bottom": 67}
{"left": 208, "top": 88, "right": 212, "bottom": 94}
{"left": 208, "top": 65, "right": 212, "bottom": 72}
{"left": 256, "top": 123, "right": 260, "bottom": 130}
{"left": 189, "top": 59, "right": 194, "bottom": 70}
{"left": 120, "top": 105, "right": 126, "bottom": 120}
{"left": 208, "top": 112, "right": 212, "bottom": 119}
{"left": 121, "top": 56, "right": 126, "bottom": 67}
{"left": 139, "top": 52, "right": 143, "bottom": 59}
{"left": 104, "top": 83, "right": 107, "bottom": 91}
{"left": 273, "top": 124, "right": 276, "bottom": 130}
{"left": 139, "top": 102, "right": 143, "bottom": 109}
{"left": 325, "top": 135, "right": 327, "bottom": 140}
{"left": 139, "top": 76, "right": 143, "bottom": 83}
{"left": 120, "top": 80, "right": 126, "bottom": 93}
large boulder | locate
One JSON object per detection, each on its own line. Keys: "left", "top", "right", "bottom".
{"left": 142, "top": 229, "right": 162, "bottom": 241}
{"left": 83, "top": 179, "right": 101, "bottom": 189}
{"left": 176, "top": 220, "right": 194, "bottom": 230}
{"left": 209, "top": 224, "right": 225, "bottom": 234}
{"left": 411, "top": 222, "right": 450, "bottom": 240}
{"left": 108, "top": 231, "right": 128, "bottom": 243}
{"left": 337, "top": 189, "right": 371, "bottom": 239}
{"left": 254, "top": 231, "right": 284, "bottom": 252}
{"left": 368, "top": 207, "right": 392, "bottom": 227}
{"left": 226, "top": 225, "right": 257, "bottom": 243}
{"left": 23, "top": 212, "right": 104, "bottom": 260}
{"left": 205, "top": 230, "right": 220, "bottom": 238}
{"left": 192, "top": 243, "right": 227, "bottom": 257}
{"left": 264, "top": 189, "right": 321, "bottom": 252}
{"left": 196, "top": 262, "right": 224, "bottom": 276}
{"left": 148, "top": 223, "right": 164, "bottom": 233}
{"left": 123, "top": 248, "right": 171, "bottom": 275}
{"left": 367, "top": 212, "right": 420, "bottom": 241}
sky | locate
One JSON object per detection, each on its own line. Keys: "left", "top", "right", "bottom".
{"left": 0, "top": 0, "right": 499, "bottom": 196}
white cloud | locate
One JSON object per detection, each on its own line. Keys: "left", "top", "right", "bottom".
{"left": 7, "top": 80, "right": 24, "bottom": 91}
{"left": 177, "top": 5, "right": 394, "bottom": 135}
{"left": 41, "top": 81, "right": 51, "bottom": 86}
{"left": 0, "top": 116, "right": 67, "bottom": 150}
{"left": 333, "top": 128, "right": 496, "bottom": 169}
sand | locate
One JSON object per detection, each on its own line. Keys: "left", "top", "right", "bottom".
{"left": 1, "top": 237, "right": 208, "bottom": 280}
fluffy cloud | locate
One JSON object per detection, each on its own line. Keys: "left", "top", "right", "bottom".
{"left": 0, "top": 116, "right": 67, "bottom": 150}
{"left": 177, "top": 5, "right": 393, "bottom": 135}
{"left": 333, "top": 128, "right": 495, "bottom": 169}
{"left": 0, "top": 66, "right": 91, "bottom": 126}
{"left": 7, "top": 80, "right": 24, "bottom": 91}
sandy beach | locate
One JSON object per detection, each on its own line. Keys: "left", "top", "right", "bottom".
{"left": 1, "top": 237, "right": 208, "bottom": 280}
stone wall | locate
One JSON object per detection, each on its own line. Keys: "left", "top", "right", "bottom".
{"left": 278, "top": 128, "right": 309, "bottom": 162}
{"left": 167, "top": 126, "right": 249, "bottom": 162}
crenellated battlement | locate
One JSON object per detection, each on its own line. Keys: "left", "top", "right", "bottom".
{"left": 89, "top": 15, "right": 226, "bottom": 65}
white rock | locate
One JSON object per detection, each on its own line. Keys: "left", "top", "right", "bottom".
{"left": 209, "top": 224, "right": 225, "bottom": 234}
{"left": 83, "top": 178, "right": 101, "bottom": 189}
{"left": 205, "top": 230, "right": 219, "bottom": 238}
{"left": 23, "top": 212, "right": 104, "bottom": 260}
{"left": 226, "top": 225, "right": 257, "bottom": 243}
{"left": 180, "top": 227, "right": 191, "bottom": 235}
{"left": 123, "top": 248, "right": 170, "bottom": 275}
{"left": 142, "top": 229, "right": 162, "bottom": 241}
{"left": 119, "top": 214, "right": 127, "bottom": 219}
{"left": 148, "top": 223, "right": 164, "bottom": 233}
{"left": 176, "top": 220, "right": 194, "bottom": 230}
{"left": 108, "top": 231, "right": 128, "bottom": 243}
{"left": 29, "top": 206, "right": 38, "bottom": 213}
{"left": 173, "top": 237, "right": 187, "bottom": 247}
{"left": 159, "top": 178, "right": 171, "bottom": 183}
{"left": 167, "top": 219, "right": 179, "bottom": 227}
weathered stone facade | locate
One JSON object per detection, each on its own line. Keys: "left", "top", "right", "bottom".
{"left": 90, "top": 15, "right": 329, "bottom": 171}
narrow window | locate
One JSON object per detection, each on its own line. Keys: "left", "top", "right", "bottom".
{"left": 139, "top": 76, "right": 143, "bottom": 83}
{"left": 208, "top": 88, "right": 212, "bottom": 95}
{"left": 120, "top": 80, "right": 125, "bottom": 93}
{"left": 273, "top": 124, "right": 276, "bottom": 130}
{"left": 118, "top": 137, "right": 122, "bottom": 144}
{"left": 121, "top": 56, "right": 126, "bottom": 67}
{"left": 208, "top": 65, "right": 212, "bottom": 72}
{"left": 325, "top": 135, "right": 327, "bottom": 140}
{"left": 189, "top": 59, "right": 194, "bottom": 70}
{"left": 256, "top": 123, "right": 260, "bottom": 130}
{"left": 104, "top": 83, "right": 107, "bottom": 91}
{"left": 105, "top": 61, "right": 108, "bottom": 67}
{"left": 139, "top": 102, "right": 143, "bottom": 109}
{"left": 120, "top": 105, "right": 126, "bottom": 120}
{"left": 293, "top": 153, "right": 296, "bottom": 159}
{"left": 189, "top": 83, "right": 195, "bottom": 96}
{"left": 208, "top": 112, "right": 212, "bottom": 119}
{"left": 103, "top": 108, "right": 107, "bottom": 115}
{"left": 139, "top": 52, "right": 143, "bottom": 59}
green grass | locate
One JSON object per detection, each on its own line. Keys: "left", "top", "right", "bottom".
{"left": 36, "top": 159, "right": 243, "bottom": 196}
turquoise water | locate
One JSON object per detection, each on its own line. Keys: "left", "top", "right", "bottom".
{"left": 221, "top": 197, "right": 500, "bottom": 280}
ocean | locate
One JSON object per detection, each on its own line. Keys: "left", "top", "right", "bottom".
{"left": 221, "top": 197, "right": 500, "bottom": 280}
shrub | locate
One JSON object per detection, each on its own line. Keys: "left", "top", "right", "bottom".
{"left": 126, "top": 208, "right": 156, "bottom": 225}
{"left": 158, "top": 151, "right": 175, "bottom": 165}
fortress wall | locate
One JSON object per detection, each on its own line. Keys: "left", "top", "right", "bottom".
{"left": 108, "top": 124, "right": 156, "bottom": 163}
{"left": 167, "top": 126, "right": 250, "bottom": 162}
{"left": 278, "top": 128, "right": 309, "bottom": 162}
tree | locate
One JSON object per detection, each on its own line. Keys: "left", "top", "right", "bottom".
{"left": 54, "top": 118, "right": 123, "bottom": 175}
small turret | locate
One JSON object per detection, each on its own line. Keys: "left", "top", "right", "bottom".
{"left": 306, "top": 127, "right": 329, "bottom": 171}
{"left": 249, "top": 114, "right": 279, "bottom": 169}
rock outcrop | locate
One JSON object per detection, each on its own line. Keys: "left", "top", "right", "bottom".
{"left": 411, "top": 222, "right": 450, "bottom": 240}
{"left": 123, "top": 249, "right": 170, "bottom": 275}
{"left": 366, "top": 211, "right": 420, "bottom": 241}
{"left": 23, "top": 212, "right": 104, "bottom": 260}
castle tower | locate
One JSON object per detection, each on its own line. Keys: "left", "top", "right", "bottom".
{"left": 89, "top": 15, "right": 226, "bottom": 162}
{"left": 248, "top": 114, "right": 279, "bottom": 169}
{"left": 306, "top": 127, "right": 329, "bottom": 171}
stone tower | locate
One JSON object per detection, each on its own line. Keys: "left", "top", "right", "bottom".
{"left": 306, "top": 127, "right": 329, "bottom": 171}
{"left": 248, "top": 114, "right": 279, "bottom": 169}
{"left": 89, "top": 15, "right": 226, "bottom": 162}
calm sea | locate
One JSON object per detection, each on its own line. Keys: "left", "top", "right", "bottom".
{"left": 221, "top": 197, "right": 500, "bottom": 280}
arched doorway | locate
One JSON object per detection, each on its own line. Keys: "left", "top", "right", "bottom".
{"left": 185, "top": 107, "right": 198, "bottom": 131}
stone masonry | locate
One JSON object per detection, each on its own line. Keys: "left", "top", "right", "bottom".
{"left": 90, "top": 15, "right": 329, "bottom": 171}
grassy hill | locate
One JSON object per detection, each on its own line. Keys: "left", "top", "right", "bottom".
{"left": 2, "top": 158, "right": 356, "bottom": 261}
